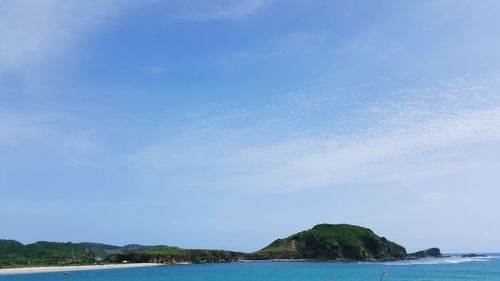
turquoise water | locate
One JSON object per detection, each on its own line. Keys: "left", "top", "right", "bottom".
{"left": 2, "top": 255, "right": 499, "bottom": 281}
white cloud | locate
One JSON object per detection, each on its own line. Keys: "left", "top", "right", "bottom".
{"left": 0, "top": 110, "right": 54, "bottom": 145}
{"left": 0, "top": 109, "right": 99, "bottom": 167}
{"left": 0, "top": 0, "right": 268, "bottom": 77}
{"left": 226, "top": 107, "right": 500, "bottom": 190}
{"left": 131, "top": 75, "right": 500, "bottom": 192}
{"left": 0, "top": 0, "right": 126, "bottom": 73}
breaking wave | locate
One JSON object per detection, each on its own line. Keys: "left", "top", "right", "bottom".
{"left": 383, "top": 256, "right": 493, "bottom": 266}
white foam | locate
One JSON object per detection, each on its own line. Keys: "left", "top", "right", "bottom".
{"left": 383, "top": 256, "right": 492, "bottom": 266}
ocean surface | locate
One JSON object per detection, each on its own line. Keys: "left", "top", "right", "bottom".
{"left": 3, "top": 254, "right": 499, "bottom": 281}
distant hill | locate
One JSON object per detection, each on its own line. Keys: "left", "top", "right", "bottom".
{"left": 107, "top": 224, "right": 408, "bottom": 263}
{"left": 252, "top": 224, "right": 407, "bottom": 261}
{"left": 120, "top": 244, "right": 177, "bottom": 252}
{"left": 75, "top": 242, "right": 122, "bottom": 259}
{"left": 0, "top": 239, "right": 177, "bottom": 268}
{"left": 0, "top": 240, "right": 96, "bottom": 268}
{"left": 77, "top": 242, "right": 178, "bottom": 259}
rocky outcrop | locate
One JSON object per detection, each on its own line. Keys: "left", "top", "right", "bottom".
{"left": 462, "top": 253, "right": 486, "bottom": 258}
{"left": 407, "top": 247, "right": 443, "bottom": 259}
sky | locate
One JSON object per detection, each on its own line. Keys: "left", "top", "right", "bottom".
{"left": 1, "top": 0, "right": 500, "bottom": 253}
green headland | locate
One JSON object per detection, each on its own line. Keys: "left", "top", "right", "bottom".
{"left": 1, "top": 224, "right": 441, "bottom": 268}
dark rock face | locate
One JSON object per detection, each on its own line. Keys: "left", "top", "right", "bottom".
{"left": 462, "top": 253, "right": 487, "bottom": 258}
{"left": 407, "top": 247, "right": 442, "bottom": 259}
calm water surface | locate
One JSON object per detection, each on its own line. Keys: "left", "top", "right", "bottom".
{"left": 2, "top": 255, "right": 499, "bottom": 281}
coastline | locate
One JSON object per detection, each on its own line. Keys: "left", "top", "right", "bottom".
{"left": 0, "top": 263, "right": 160, "bottom": 275}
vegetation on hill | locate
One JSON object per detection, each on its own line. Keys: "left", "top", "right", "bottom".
{"left": 253, "top": 224, "right": 407, "bottom": 261}
{"left": 106, "top": 248, "right": 246, "bottom": 264}
{"left": 1, "top": 224, "right": 438, "bottom": 267}
{"left": 76, "top": 243, "right": 178, "bottom": 259}
{"left": 106, "top": 224, "right": 408, "bottom": 263}
{"left": 0, "top": 240, "right": 96, "bottom": 268}
{"left": 0, "top": 240, "right": 177, "bottom": 268}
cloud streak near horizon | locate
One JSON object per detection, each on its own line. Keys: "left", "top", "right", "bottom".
{"left": 132, "top": 76, "right": 500, "bottom": 191}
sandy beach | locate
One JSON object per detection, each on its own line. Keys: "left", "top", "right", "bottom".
{"left": 0, "top": 263, "right": 160, "bottom": 275}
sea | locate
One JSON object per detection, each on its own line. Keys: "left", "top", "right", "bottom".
{"left": 2, "top": 254, "right": 499, "bottom": 281}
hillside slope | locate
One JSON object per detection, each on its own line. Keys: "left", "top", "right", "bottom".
{"left": 0, "top": 240, "right": 177, "bottom": 268}
{"left": 106, "top": 248, "right": 246, "bottom": 264}
{"left": 253, "top": 224, "right": 407, "bottom": 261}
{"left": 0, "top": 240, "right": 96, "bottom": 267}
{"left": 1, "top": 224, "right": 429, "bottom": 267}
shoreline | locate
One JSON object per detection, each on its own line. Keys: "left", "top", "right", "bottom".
{"left": 0, "top": 255, "right": 489, "bottom": 275}
{"left": 0, "top": 263, "right": 160, "bottom": 275}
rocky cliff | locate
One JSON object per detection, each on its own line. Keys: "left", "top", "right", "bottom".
{"left": 407, "top": 247, "right": 443, "bottom": 259}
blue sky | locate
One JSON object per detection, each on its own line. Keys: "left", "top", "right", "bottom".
{"left": 1, "top": 0, "right": 500, "bottom": 253}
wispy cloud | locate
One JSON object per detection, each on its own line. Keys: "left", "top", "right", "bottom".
{"left": 0, "top": 109, "right": 99, "bottom": 166}
{"left": 131, "top": 75, "right": 500, "bottom": 192}
{"left": 226, "top": 107, "right": 500, "bottom": 190}
{"left": 0, "top": 0, "right": 126, "bottom": 74}
{"left": 0, "top": 110, "right": 52, "bottom": 145}
{"left": 173, "top": 0, "right": 269, "bottom": 21}
{"left": 216, "top": 32, "right": 329, "bottom": 69}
